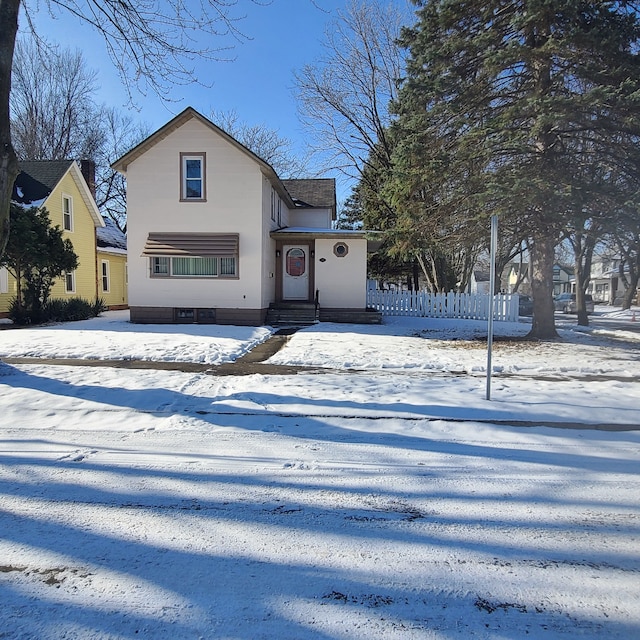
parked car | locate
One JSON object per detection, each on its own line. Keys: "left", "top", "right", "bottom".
{"left": 553, "top": 293, "right": 594, "bottom": 314}
{"left": 518, "top": 294, "right": 533, "bottom": 316}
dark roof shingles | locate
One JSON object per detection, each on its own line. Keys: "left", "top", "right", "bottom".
{"left": 12, "top": 160, "right": 74, "bottom": 205}
{"left": 282, "top": 178, "right": 335, "bottom": 209}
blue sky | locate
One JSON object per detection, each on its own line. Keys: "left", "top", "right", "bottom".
{"left": 19, "top": 0, "right": 414, "bottom": 200}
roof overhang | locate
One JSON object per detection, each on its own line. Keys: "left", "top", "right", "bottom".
{"left": 270, "top": 228, "right": 383, "bottom": 252}
{"left": 142, "top": 232, "right": 239, "bottom": 257}
{"left": 69, "top": 162, "right": 104, "bottom": 228}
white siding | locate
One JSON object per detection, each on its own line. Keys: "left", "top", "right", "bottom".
{"left": 126, "top": 118, "right": 266, "bottom": 309}
{"left": 314, "top": 238, "right": 367, "bottom": 308}
{"left": 289, "top": 208, "right": 332, "bottom": 229}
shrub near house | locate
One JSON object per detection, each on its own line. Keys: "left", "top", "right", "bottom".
{"left": 2, "top": 203, "right": 78, "bottom": 323}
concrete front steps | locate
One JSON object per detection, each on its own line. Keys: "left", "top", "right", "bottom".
{"left": 266, "top": 302, "right": 382, "bottom": 327}
{"left": 265, "top": 302, "right": 319, "bottom": 327}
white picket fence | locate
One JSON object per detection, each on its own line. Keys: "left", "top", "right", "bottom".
{"left": 366, "top": 290, "right": 519, "bottom": 322}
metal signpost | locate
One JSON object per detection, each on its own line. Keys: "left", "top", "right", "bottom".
{"left": 486, "top": 215, "right": 498, "bottom": 401}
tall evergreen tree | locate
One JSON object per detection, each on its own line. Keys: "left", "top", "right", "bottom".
{"left": 391, "top": 0, "right": 640, "bottom": 338}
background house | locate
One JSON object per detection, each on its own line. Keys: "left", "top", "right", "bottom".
{"left": 0, "top": 160, "right": 125, "bottom": 316}
{"left": 552, "top": 264, "right": 573, "bottom": 296}
{"left": 501, "top": 262, "right": 530, "bottom": 294}
{"left": 112, "top": 107, "right": 378, "bottom": 326}
{"left": 500, "top": 261, "right": 573, "bottom": 296}
{"left": 587, "top": 253, "right": 637, "bottom": 304}
{"left": 470, "top": 270, "right": 491, "bottom": 294}
{"left": 97, "top": 217, "right": 128, "bottom": 310}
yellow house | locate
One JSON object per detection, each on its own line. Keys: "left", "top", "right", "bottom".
{"left": 97, "top": 217, "right": 128, "bottom": 310}
{"left": 0, "top": 160, "right": 127, "bottom": 316}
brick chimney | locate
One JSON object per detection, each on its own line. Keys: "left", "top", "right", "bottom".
{"left": 80, "top": 159, "right": 96, "bottom": 199}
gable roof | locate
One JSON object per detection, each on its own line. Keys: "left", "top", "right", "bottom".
{"left": 12, "top": 160, "right": 104, "bottom": 227}
{"left": 110, "top": 106, "right": 296, "bottom": 207}
{"left": 282, "top": 179, "right": 337, "bottom": 220}
{"left": 554, "top": 263, "right": 573, "bottom": 275}
{"left": 13, "top": 160, "right": 74, "bottom": 207}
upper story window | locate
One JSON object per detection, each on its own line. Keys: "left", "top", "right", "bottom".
{"left": 62, "top": 195, "right": 73, "bottom": 231}
{"left": 180, "top": 153, "right": 206, "bottom": 201}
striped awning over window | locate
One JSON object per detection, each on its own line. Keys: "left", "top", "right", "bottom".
{"left": 142, "top": 233, "right": 239, "bottom": 257}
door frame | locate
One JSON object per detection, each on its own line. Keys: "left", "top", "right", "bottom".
{"left": 275, "top": 240, "right": 314, "bottom": 302}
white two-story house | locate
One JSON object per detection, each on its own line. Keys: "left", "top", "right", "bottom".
{"left": 112, "top": 107, "right": 378, "bottom": 325}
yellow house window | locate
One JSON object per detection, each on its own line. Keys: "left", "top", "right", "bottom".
{"left": 0, "top": 267, "right": 8, "bottom": 294}
{"left": 101, "top": 260, "right": 110, "bottom": 293}
{"left": 64, "top": 271, "right": 76, "bottom": 293}
{"left": 62, "top": 195, "right": 73, "bottom": 231}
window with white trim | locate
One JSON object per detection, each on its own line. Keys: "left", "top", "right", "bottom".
{"left": 150, "top": 256, "right": 237, "bottom": 278}
{"left": 62, "top": 195, "right": 73, "bottom": 231}
{"left": 0, "top": 267, "right": 8, "bottom": 294}
{"left": 101, "top": 260, "right": 110, "bottom": 293}
{"left": 64, "top": 271, "right": 76, "bottom": 293}
{"left": 181, "top": 153, "right": 206, "bottom": 200}
{"left": 152, "top": 257, "right": 169, "bottom": 276}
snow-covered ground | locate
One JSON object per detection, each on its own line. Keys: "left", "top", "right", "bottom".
{"left": 1, "top": 309, "right": 639, "bottom": 639}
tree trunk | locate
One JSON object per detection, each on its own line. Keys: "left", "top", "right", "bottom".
{"left": 528, "top": 231, "right": 558, "bottom": 339}
{"left": 575, "top": 300, "right": 589, "bottom": 326}
{"left": 0, "top": 0, "right": 21, "bottom": 258}
{"left": 617, "top": 234, "right": 640, "bottom": 310}
{"left": 621, "top": 255, "right": 639, "bottom": 310}
{"left": 622, "top": 275, "right": 639, "bottom": 309}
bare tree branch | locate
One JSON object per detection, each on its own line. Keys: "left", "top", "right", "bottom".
{"left": 294, "top": 0, "right": 410, "bottom": 179}
{"left": 21, "top": 0, "right": 268, "bottom": 102}
{"left": 209, "top": 108, "right": 311, "bottom": 178}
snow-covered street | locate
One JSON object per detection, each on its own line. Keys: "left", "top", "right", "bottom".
{"left": 1, "top": 310, "right": 639, "bottom": 638}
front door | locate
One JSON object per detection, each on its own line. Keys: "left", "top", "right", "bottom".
{"left": 283, "top": 245, "right": 309, "bottom": 300}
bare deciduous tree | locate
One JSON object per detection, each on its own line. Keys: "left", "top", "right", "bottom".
{"left": 11, "top": 38, "right": 102, "bottom": 160}
{"left": 209, "top": 109, "right": 310, "bottom": 179}
{"left": 94, "top": 107, "right": 150, "bottom": 231}
{"left": 10, "top": 37, "right": 150, "bottom": 231}
{"left": 0, "top": 0, "right": 21, "bottom": 256}
{"left": 0, "top": 0, "right": 263, "bottom": 257}
{"left": 294, "top": 0, "right": 409, "bottom": 179}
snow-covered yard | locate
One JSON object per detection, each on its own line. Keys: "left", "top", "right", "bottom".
{"left": 0, "top": 310, "right": 639, "bottom": 639}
